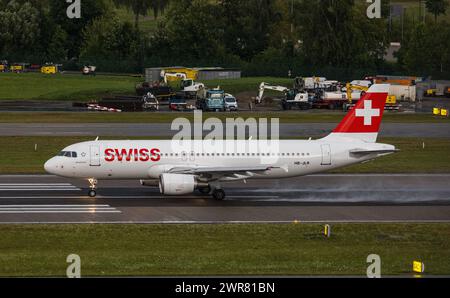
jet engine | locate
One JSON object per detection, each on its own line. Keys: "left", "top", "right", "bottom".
{"left": 159, "top": 173, "right": 198, "bottom": 195}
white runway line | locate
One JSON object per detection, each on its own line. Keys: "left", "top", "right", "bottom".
{"left": 0, "top": 188, "right": 81, "bottom": 191}
{"left": 0, "top": 183, "right": 73, "bottom": 185}
{"left": 0, "top": 204, "right": 110, "bottom": 207}
{"left": 0, "top": 204, "right": 121, "bottom": 214}
{"left": 0, "top": 195, "right": 280, "bottom": 199}
{"left": 1, "top": 220, "right": 449, "bottom": 224}
{"left": 0, "top": 183, "right": 80, "bottom": 191}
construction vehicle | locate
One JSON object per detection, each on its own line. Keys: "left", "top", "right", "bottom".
{"left": 10, "top": 64, "right": 24, "bottom": 72}
{"left": 162, "top": 72, "right": 205, "bottom": 97}
{"left": 425, "top": 88, "right": 439, "bottom": 96}
{"left": 308, "top": 86, "right": 348, "bottom": 110}
{"left": 256, "top": 82, "right": 310, "bottom": 110}
{"left": 196, "top": 89, "right": 225, "bottom": 112}
{"left": 162, "top": 72, "right": 187, "bottom": 83}
{"left": 0, "top": 61, "right": 6, "bottom": 72}
{"left": 41, "top": 63, "right": 58, "bottom": 74}
{"left": 180, "top": 79, "right": 205, "bottom": 97}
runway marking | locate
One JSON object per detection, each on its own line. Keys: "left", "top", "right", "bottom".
{"left": 0, "top": 204, "right": 121, "bottom": 214}
{"left": 0, "top": 183, "right": 80, "bottom": 191}
{"left": 0, "top": 204, "right": 110, "bottom": 207}
{"left": 0, "top": 211, "right": 121, "bottom": 213}
{"left": 0, "top": 220, "right": 449, "bottom": 224}
{"left": 0, "top": 189, "right": 80, "bottom": 191}
{"left": 0, "top": 195, "right": 280, "bottom": 199}
{"left": 0, "top": 183, "right": 73, "bottom": 185}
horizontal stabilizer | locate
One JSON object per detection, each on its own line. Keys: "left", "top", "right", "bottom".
{"left": 349, "top": 148, "right": 399, "bottom": 155}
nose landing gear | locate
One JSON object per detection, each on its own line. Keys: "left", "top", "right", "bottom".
{"left": 88, "top": 178, "right": 97, "bottom": 197}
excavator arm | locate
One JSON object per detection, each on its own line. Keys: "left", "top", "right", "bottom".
{"left": 256, "top": 82, "right": 289, "bottom": 104}
{"left": 345, "top": 83, "right": 369, "bottom": 103}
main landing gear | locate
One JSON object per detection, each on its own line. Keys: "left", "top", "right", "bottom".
{"left": 88, "top": 178, "right": 97, "bottom": 197}
{"left": 212, "top": 188, "right": 225, "bottom": 200}
{"left": 198, "top": 185, "right": 211, "bottom": 194}
{"left": 197, "top": 184, "right": 226, "bottom": 200}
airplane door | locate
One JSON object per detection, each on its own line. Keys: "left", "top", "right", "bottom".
{"left": 321, "top": 144, "right": 331, "bottom": 165}
{"left": 90, "top": 145, "right": 101, "bottom": 166}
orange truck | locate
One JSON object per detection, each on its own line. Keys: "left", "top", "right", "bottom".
{"left": 374, "top": 76, "right": 417, "bottom": 86}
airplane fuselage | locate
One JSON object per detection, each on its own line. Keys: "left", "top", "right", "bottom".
{"left": 44, "top": 139, "right": 393, "bottom": 180}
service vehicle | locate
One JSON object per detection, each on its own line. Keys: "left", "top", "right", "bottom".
{"left": 196, "top": 89, "right": 225, "bottom": 111}
{"left": 256, "top": 82, "right": 310, "bottom": 110}
{"left": 224, "top": 94, "right": 238, "bottom": 111}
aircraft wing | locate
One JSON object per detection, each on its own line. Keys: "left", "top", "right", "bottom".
{"left": 168, "top": 165, "right": 278, "bottom": 176}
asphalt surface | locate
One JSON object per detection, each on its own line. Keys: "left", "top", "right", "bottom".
{"left": 1, "top": 123, "right": 450, "bottom": 137}
{"left": 0, "top": 174, "right": 449, "bottom": 224}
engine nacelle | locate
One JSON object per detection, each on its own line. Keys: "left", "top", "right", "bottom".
{"left": 159, "top": 173, "right": 196, "bottom": 195}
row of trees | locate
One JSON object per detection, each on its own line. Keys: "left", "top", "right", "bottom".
{"left": 0, "top": 0, "right": 449, "bottom": 78}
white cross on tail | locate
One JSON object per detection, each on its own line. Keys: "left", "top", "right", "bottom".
{"left": 355, "top": 100, "right": 380, "bottom": 125}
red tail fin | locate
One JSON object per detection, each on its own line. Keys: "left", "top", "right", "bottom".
{"left": 326, "top": 84, "right": 389, "bottom": 142}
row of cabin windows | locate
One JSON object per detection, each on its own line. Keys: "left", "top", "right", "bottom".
{"left": 105, "top": 152, "right": 311, "bottom": 157}
{"left": 161, "top": 152, "right": 311, "bottom": 157}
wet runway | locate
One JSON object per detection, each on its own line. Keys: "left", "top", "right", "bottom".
{"left": 0, "top": 174, "right": 449, "bottom": 224}
{"left": 1, "top": 123, "right": 449, "bottom": 137}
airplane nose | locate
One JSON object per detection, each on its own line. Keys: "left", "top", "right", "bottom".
{"left": 44, "top": 158, "right": 56, "bottom": 174}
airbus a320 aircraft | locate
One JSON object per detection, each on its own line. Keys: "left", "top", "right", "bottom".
{"left": 44, "top": 84, "right": 396, "bottom": 200}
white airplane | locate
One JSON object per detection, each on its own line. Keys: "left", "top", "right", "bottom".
{"left": 44, "top": 84, "right": 396, "bottom": 200}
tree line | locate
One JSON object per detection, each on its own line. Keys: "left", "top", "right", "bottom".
{"left": 0, "top": 0, "right": 449, "bottom": 78}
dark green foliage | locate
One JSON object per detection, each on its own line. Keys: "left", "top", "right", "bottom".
{"left": 0, "top": 0, "right": 448, "bottom": 76}
{"left": 425, "top": 0, "right": 449, "bottom": 21}
{"left": 396, "top": 21, "right": 450, "bottom": 77}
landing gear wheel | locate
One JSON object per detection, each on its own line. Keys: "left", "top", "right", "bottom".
{"left": 198, "top": 186, "right": 211, "bottom": 194}
{"left": 87, "top": 178, "right": 98, "bottom": 198}
{"left": 212, "top": 189, "right": 225, "bottom": 200}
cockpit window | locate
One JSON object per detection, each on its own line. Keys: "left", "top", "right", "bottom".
{"left": 57, "top": 151, "right": 78, "bottom": 158}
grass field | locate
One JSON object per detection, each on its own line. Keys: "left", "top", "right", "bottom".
{"left": 0, "top": 72, "right": 292, "bottom": 101}
{"left": 0, "top": 223, "right": 448, "bottom": 276}
{"left": 0, "top": 111, "right": 448, "bottom": 123}
{"left": 0, "top": 73, "right": 142, "bottom": 101}
{"left": 0, "top": 136, "right": 448, "bottom": 174}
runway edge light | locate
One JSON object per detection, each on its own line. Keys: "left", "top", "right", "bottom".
{"left": 413, "top": 261, "right": 425, "bottom": 273}
{"left": 324, "top": 224, "right": 331, "bottom": 238}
